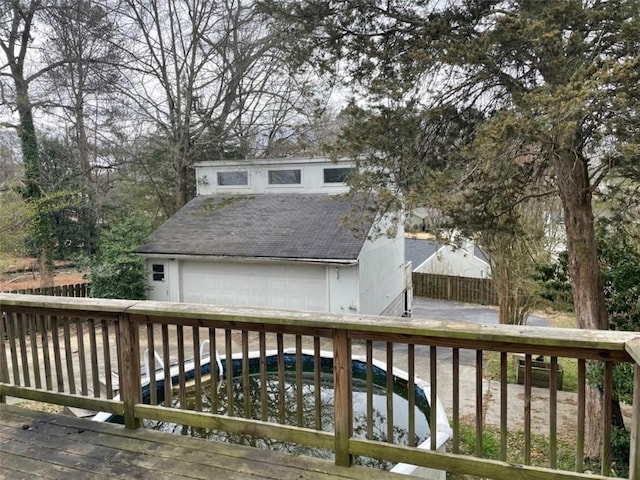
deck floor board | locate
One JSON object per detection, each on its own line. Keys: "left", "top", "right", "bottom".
{"left": 0, "top": 405, "right": 412, "bottom": 479}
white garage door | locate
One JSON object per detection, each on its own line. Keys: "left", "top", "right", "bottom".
{"left": 180, "top": 261, "right": 328, "bottom": 312}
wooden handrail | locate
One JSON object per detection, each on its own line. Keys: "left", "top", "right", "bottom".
{"left": 2, "top": 294, "right": 637, "bottom": 359}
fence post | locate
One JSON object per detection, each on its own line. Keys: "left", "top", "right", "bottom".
{"left": 333, "top": 328, "right": 352, "bottom": 466}
{"left": 118, "top": 311, "right": 141, "bottom": 429}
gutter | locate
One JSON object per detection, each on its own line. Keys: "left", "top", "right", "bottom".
{"left": 135, "top": 252, "right": 358, "bottom": 267}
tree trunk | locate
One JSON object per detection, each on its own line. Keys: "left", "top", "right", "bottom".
{"left": 15, "top": 75, "right": 56, "bottom": 288}
{"left": 75, "top": 99, "right": 95, "bottom": 205}
{"left": 552, "top": 149, "right": 608, "bottom": 461}
{"left": 15, "top": 76, "right": 41, "bottom": 200}
{"left": 38, "top": 247, "right": 54, "bottom": 289}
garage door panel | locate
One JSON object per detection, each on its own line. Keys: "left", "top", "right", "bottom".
{"left": 181, "top": 261, "right": 327, "bottom": 312}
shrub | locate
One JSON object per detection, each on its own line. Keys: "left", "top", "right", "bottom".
{"left": 79, "top": 217, "right": 151, "bottom": 300}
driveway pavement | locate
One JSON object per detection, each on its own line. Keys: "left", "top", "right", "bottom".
{"left": 405, "top": 297, "right": 550, "bottom": 365}
{"left": 410, "top": 297, "right": 549, "bottom": 327}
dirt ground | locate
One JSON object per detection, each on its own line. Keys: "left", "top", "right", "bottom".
{"left": 0, "top": 257, "right": 85, "bottom": 291}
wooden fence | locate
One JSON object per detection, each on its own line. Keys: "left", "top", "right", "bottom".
{"left": 0, "top": 282, "right": 89, "bottom": 298}
{"left": 1, "top": 283, "right": 90, "bottom": 337}
{"left": 412, "top": 272, "right": 498, "bottom": 305}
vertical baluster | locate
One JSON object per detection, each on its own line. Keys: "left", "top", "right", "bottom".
{"left": 314, "top": 336, "right": 321, "bottom": 429}
{"left": 366, "top": 340, "right": 373, "bottom": 440}
{"left": 0, "top": 312, "right": 9, "bottom": 400}
{"left": 51, "top": 316, "right": 63, "bottom": 392}
{"left": 17, "top": 314, "right": 30, "bottom": 387}
{"left": 7, "top": 313, "right": 20, "bottom": 385}
{"left": 452, "top": 347, "right": 460, "bottom": 454}
{"left": 524, "top": 354, "right": 532, "bottom": 465}
{"left": 295, "top": 335, "right": 303, "bottom": 426}
{"left": 39, "top": 315, "right": 52, "bottom": 391}
{"left": 7, "top": 312, "right": 20, "bottom": 385}
{"left": 259, "top": 331, "right": 267, "bottom": 421}
{"left": 549, "top": 356, "right": 558, "bottom": 468}
{"left": 475, "top": 349, "right": 483, "bottom": 457}
{"left": 209, "top": 327, "right": 219, "bottom": 414}
{"left": 242, "top": 330, "right": 250, "bottom": 418}
{"left": 430, "top": 345, "right": 437, "bottom": 451}
{"left": 408, "top": 343, "right": 415, "bottom": 448}
{"left": 147, "top": 323, "right": 157, "bottom": 406}
{"left": 277, "top": 333, "right": 284, "bottom": 423}
{"left": 76, "top": 317, "right": 88, "bottom": 395}
{"left": 162, "top": 324, "right": 171, "bottom": 408}
{"left": 630, "top": 363, "right": 639, "bottom": 480}
{"left": 386, "top": 342, "right": 394, "bottom": 443}
{"left": 602, "top": 361, "right": 613, "bottom": 476}
{"left": 115, "top": 316, "right": 123, "bottom": 395}
{"left": 63, "top": 317, "right": 75, "bottom": 394}
{"left": 101, "top": 320, "right": 113, "bottom": 398}
{"left": 89, "top": 319, "right": 100, "bottom": 398}
{"left": 577, "top": 359, "right": 586, "bottom": 472}
{"left": 500, "top": 352, "right": 508, "bottom": 461}
{"left": 226, "top": 329, "right": 234, "bottom": 417}
{"left": 193, "top": 326, "right": 202, "bottom": 412}
{"left": 177, "top": 325, "right": 186, "bottom": 409}
{"left": 28, "top": 314, "right": 41, "bottom": 389}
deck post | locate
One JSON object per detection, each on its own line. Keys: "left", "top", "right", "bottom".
{"left": 118, "top": 312, "right": 141, "bottom": 429}
{"left": 333, "top": 328, "right": 352, "bottom": 467}
{"left": 631, "top": 363, "right": 640, "bottom": 480}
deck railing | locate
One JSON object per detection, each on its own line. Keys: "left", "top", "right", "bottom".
{"left": 1, "top": 294, "right": 639, "bottom": 480}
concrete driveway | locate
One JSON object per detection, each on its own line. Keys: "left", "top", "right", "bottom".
{"left": 400, "top": 297, "right": 549, "bottom": 365}
{"left": 410, "top": 297, "right": 549, "bottom": 326}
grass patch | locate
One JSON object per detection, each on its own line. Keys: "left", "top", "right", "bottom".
{"left": 447, "top": 423, "right": 576, "bottom": 479}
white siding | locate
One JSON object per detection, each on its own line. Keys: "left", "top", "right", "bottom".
{"left": 415, "top": 245, "right": 490, "bottom": 279}
{"left": 179, "top": 261, "right": 328, "bottom": 312}
{"left": 328, "top": 265, "right": 360, "bottom": 313}
{"left": 357, "top": 218, "right": 406, "bottom": 315}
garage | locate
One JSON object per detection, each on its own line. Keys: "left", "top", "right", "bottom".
{"left": 136, "top": 181, "right": 407, "bottom": 316}
{"left": 180, "top": 260, "right": 328, "bottom": 312}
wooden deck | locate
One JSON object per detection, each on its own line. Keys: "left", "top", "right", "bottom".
{"left": 0, "top": 404, "right": 410, "bottom": 480}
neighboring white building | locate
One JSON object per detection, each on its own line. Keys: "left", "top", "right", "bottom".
{"left": 136, "top": 158, "right": 409, "bottom": 316}
{"left": 410, "top": 237, "right": 491, "bottom": 279}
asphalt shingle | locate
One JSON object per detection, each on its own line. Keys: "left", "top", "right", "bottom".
{"left": 135, "top": 194, "right": 374, "bottom": 261}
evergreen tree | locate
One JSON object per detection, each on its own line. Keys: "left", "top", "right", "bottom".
{"left": 265, "top": 0, "right": 640, "bottom": 460}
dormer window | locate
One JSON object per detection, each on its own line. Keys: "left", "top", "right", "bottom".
{"left": 217, "top": 171, "right": 248, "bottom": 186}
{"left": 268, "top": 169, "right": 301, "bottom": 185}
{"left": 323, "top": 167, "right": 353, "bottom": 184}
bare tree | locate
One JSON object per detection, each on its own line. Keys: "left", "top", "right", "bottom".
{"left": 42, "top": 0, "right": 122, "bottom": 210}
{"left": 116, "top": 0, "right": 321, "bottom": 214}
{"left": 0, "top": 0, "right": 57, "bottom": 286}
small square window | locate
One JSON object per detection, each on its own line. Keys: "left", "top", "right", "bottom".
{"left": 152, "top": 264, "right": 165, "bottom": 281}
{"left": 323, "top": 167, "right": 353, "bottom": 183}
{"left": 268, "top": 169, "right": 301, "bottom": 185}
{"left": 217, "top": 171, "right": 248, "bottom": 186}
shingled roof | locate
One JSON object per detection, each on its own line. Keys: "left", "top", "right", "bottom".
{"left": 135, "top": 194, "right": 374, "bottom": 261}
